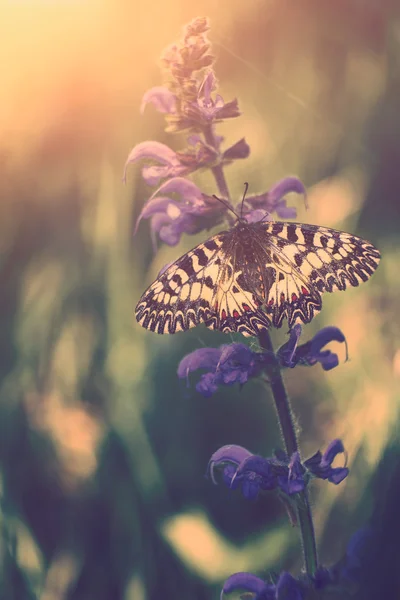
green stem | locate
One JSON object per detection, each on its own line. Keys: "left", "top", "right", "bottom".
{"left": 259, "top": 329, "right": 318, "bottom": 578}
{"left": 203, "top": 125, "right": 231, "bottom": 202}
{"left": 207, "top": 145, "right": 318, "bottom": 577}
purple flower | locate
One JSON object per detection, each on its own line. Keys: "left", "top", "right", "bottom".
{"left": 207, "top": 441, "right": 349, "bottom": 500}
{"left": 304, "top": 439, "right": 349, "bottom": 485}
{"left": 221, "top": 571, "right": 304, "bottom": 600}
{"left": 140, "top": 86, "right": 177, "bottom": 115}
{"left": 177, "top": 343, "right": 268, "bottom": 398}
{"left": 182, "top": 71, "right": 241, "bottom": 130}
{"left": 242, "top": 176, "right": 307, "bottom": 221}
{"left": 152, "top": 18, "right": 242, "bottom": 133}
{"left": 207, "top": 444, "right": 253, "bottom": 485}
{"left": 207, "top": 447, "right": 290, "bottom": 499}
{"left": 221, "top": 572, "right": 273, "bottom": 599}
{"left": 123, "top": 141, "right": 189, "bottom": 186}
{"left": 231, "top": 454, "right": 284, "bottom": 499}
{"left": 277, "top": 325, "right": 348, "bottom": 371}
{"left": 125, "top": 134, "right": 250, "bottom": 193}
{"left": 222, "top": 138, "right": 251, "bottom": 161}
{"left": 132, "top": 173, "right": 306, "bottom": 246}
{"left": 176, "top": 134, "right": 220, "bottom": 168}
{"left": 178, "top": 326, "right": 346, "bottom": 398}
{"left": 161, "top": 18, "right": 214, "bottom": 101}
{"left": 134, "top": 177, "right": 225, "bottom": 247}
{"left": 278, "top": 452, "right": 307, "bottom": 495}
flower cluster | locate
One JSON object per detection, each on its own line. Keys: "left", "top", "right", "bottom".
{"left": 178, "top": 325, "right": 347, "bottom": 397}
{"left": 220, "top": 526, "right": 379, "bottom": 600}
{"left": 177, "top": 342, "right": 267, "bottom": 397}
{"left": 207, "top": 439, "right": 349, "bottom": 500}
{"left": 222, "top": 571, "right": 305, "bottom": 600}
{"left": 124, "top": 17, "right": 307, "bottom": 248}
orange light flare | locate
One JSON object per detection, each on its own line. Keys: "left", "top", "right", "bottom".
{"left": 24, "top": 391, "right": 105, "bottom": 492}
{"left": 0, "top": 0, "right": 197, "bottom": 162}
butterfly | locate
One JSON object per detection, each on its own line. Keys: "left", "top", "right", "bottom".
{"left": 135, "top": 219, "right": 380, "bottom": 337}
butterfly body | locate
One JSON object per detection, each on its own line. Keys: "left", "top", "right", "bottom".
{"left": 135, "top": 220, "right": 380, "bottom": 337}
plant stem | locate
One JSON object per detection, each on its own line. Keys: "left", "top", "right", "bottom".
{"left": 259, "top": 329, "right": 318, "bottom": 578}
{"left": 203, "top": 125, "right": 231, "bottom": 202}
{"left": 208, "top": 154, "right": 318, "bottom": 577}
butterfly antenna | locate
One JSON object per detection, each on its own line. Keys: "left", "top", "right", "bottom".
{"left": 240, "top": 182, "right": 249, "bottom": 219}
{"left": 212, "top": 194, "right": 241, "bottom": 220}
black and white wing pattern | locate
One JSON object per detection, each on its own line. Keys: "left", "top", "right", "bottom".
{"left": 135, "top": 232, "right": 273, "bottom": 336}
{"left": 135, "top": 220, "right": 380, "bottom": 337}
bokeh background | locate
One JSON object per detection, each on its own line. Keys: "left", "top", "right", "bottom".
{"left": 1, "top": 0, "right": 399, "bottom": 598}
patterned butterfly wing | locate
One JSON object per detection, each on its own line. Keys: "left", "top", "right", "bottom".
{"left": 135, "top": 231, "right": 272, "bottom": 336}
{"left": 254, "top": 221, "right": 381, "bottom": 328}
{"left": 135, "top": 220, "right": 380, "bottom": 336}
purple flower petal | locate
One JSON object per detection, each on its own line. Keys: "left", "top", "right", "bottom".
{"left": 218, "top": 343, "right": 268, "bottom": 385}
{"left": 141, "top": 163, "right": 187, "bottom": 186}
{"left": 235, "top": 455, "right": 273, "bottom": 481}
{"left": 208, "top": 445, "right": 253, "bottom": 474}
{"left": 328, "top": 467, "right": 349, "bottom": 484}
{"left": 140, "top": 86, "right": 177, "bottom": 115}
{"left": 199, "top": 70, "right": 217, "bottom": 104}
{"left": 305, "top": 439, "right": 349, "bottom": 485}
{"left": 221, "top": 573, "right": 267, "bottom": 598}
{"left": 215, "top": 97, "right": 241, "bottom": 120}
{"left": 268, "top": 176, "right": 308, "bottom": 208}
{"left": 148, "top": 207, "right": 200, "bottom": 247}
{"left": 242, "top": 479, "right": 262, "bottom": 500}
{"left": 310, "top": 326, "right": 347, "bottom": 358}
{"left": 222, "top": 463, "right": 237, "bottom": 487}
{"left": 197, "top": 372, "right": 219, "bottom": 398}
{"left": 149, "top": 177, "right": 204, "bottom": 204}
{"left": 134, "top": 196, "right": 179, "bottom": 235}
{"left": 157, "top": 219, "right": 188, "bottom": 246}
{"left": 320, "top": 439, "right": 345, "bottom": 468}
{"left": 222, "top": 138, "right": 251, "bottom": 160}
{"left": 123, "top": 141, "right": 180, "bottom": 182}
{"left": 177, "top": 347, "right": 222, "bottom": 379}
{"left": 221, "top": 369, "right": 247, "bottom": 385}
{"left": 244, "top": 193, "right": 270, "bottom": 208}
{"left": 303, "top": 450, "right": 322, "bottom": 470}
{"left": 219, "top": 343, "right": 256, "bottom": 366}
{"left": 244, "top": 209, "right": 271, "bottom": 224}
{"left": 279, "top": 325, "right": 347, "bottom": 372}
{"left": 178, "top": 343, "right": 268, "bottom": 397}
{"left": 213, "top": 94, "right": 225, "bottom": 109}
{"left": 210, "top": 445, "right": 253, "bottom": 466}
{"left": 318, "top": 351, "right": 340, "bottom": 371}
{"left": 287, "top": 452, "right": 306, "bottom": 494}
{"left": 243, "top": 177, "right": 305, "bottom": 219}
{"left": 151, "top": 208, "right": 221, "bottom": 246}
{"left": 274, "top": 199, "right": 298, "bottom": 219}
{"left": 187, "top": 134, "right": 203, "bottom": 146}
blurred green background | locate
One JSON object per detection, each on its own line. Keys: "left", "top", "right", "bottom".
{"left": 0, "top": 0, "right": 399, "bottom": 598}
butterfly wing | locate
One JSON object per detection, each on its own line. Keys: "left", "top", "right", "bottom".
{"left": 135, "top": 232, "right": 272, "bottom": 336}
{"left": 136, "top": 220, "right": 380, "bottom": 336}
{"left": 255, "top": 221, "right": 381, "bottom": 328}
{"left": 135, "top": 234, "right": 224, "bottom": 334}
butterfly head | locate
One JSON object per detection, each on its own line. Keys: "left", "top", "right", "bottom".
{"left": 234, "top": 217, "right": 251, "bottom": 231}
